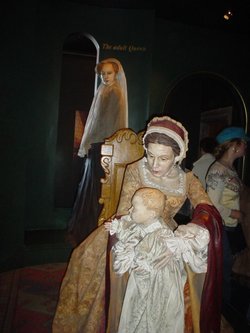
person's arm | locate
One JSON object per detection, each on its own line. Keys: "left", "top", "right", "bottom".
{"left": 104, "top": 218, "right": 121, "bottom": 235}
{"left": 174, "top": 223, "right": 210, "bottom": 273}
{"left": 229, "top": 209, "right": 243, "bottom": 220}
{"left": 112, "top": 223, "right": 143, "bottom": 275}
{"left": 186, "top": 171, "right": 213, "bottom": 208}
{"left": 190, "top": 203, "right": 222, "bottom": 333}
{"left": 206, "top": 171, "right": 232, "bottom": 221}
{"left": 152, "top": 225, "right": 209, "bottom": 272}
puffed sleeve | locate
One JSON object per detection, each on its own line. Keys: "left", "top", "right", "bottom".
{"left": 112, "top": 224, "right": 144, "bottom": 275}
{"left": 186, "top": 171, "right": 213, "bottom": 207}
{"left": 108, "top": 218, "right": 122, "bottom": 235}
{"left": 170, "top": 223, "right": 210, "bottom": 273}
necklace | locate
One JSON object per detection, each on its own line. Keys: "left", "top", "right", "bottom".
{"left": 141, "top": 158, "right": 185, "bottom": 195}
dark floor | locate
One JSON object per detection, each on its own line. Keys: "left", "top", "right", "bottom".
{"left": 0, "top": 229, "right": 73, "bottom": 273}
{"left": 222, "top": 275, "right": 250, "bottom": 333}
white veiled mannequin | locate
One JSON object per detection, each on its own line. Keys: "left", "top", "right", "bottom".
{"left": 78, "top": 58, "right": 128, "bottom": 157}
{"left": 68, "top": 58, "right": 128, "bottom": 247}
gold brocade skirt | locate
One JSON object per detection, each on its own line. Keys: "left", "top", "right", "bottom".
{"left": 52, "top": 224, "right": 108, "bottom": 333}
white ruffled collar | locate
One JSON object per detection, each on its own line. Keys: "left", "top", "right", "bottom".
{"left": 139, "top": 157, "right": 186, "bottom": 195}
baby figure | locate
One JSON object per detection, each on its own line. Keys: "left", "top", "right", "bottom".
{"left": 105, "top": 187, "right": 210, "bottom": 333}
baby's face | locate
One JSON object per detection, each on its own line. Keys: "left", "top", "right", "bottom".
{"left": 129, "top": 195, "right": 151, "bottom": 225}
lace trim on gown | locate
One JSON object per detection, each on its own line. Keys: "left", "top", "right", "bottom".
{"left": 139, "top": 157, "right": 186, "bottom": 195}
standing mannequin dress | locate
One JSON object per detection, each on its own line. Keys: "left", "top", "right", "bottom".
{"left": 68, "top": 58, "right": 128, "bottom": 246}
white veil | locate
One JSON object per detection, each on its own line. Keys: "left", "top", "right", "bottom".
{"left": 78, "top": 58, "right": 128, "bottom": 157}
{"left": 106, "top": 58, "right": 128, "bottom": 117}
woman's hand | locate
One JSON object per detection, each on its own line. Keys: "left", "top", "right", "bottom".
{"left": 230, "top": 209, "right": 244, "bottom": 222}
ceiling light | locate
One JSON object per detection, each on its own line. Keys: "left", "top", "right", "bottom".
{"left": 224, "top": 10, "right": 233, "bottom": 21}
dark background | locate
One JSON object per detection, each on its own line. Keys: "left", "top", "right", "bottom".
{"left": 1, "top": 0, "right": 250, "bottom": 269}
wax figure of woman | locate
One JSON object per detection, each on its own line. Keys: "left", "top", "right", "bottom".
{"left": 105, "top": 187, "right": 210, "bottom": 333}
{"left": 68, "top": 58, "right": 128, "bottom": 246}
{"left": 53, "top": 116, "right": 222, "bottom": 333}
{"left": 206, "top": 126, "right": 249, "bottom": 304}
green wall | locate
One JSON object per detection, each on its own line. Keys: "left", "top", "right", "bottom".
{"left": 151, "top": 19, "right": 250, "bottom": 175}
{"left": 1, "top": 1, "right": 249, "bottom": 268}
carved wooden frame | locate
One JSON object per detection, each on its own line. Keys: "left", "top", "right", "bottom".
{"left": 98, "top": 129, "right": 144, "bottom": 225}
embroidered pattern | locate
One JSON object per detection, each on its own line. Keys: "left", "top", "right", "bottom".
{"left": 206, "top": 167, "right": 242, "bottom": 194}
{"left": 140, "top": 158, "right": 186, "bottom": 195}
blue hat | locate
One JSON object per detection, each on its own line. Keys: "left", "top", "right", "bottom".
{"left": 216, "top": 127, "right": 250, "bottom": 144}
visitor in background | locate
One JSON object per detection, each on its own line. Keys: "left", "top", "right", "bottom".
{"left": 192, "top": 136, "right": 217, "bottom": 189}
{"left": 206, "top": 126, "right": 249, "bottom": 305}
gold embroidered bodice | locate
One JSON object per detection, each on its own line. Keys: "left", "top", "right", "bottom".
{"left": 117, "top": 159, "right": 212, "bottom": 229}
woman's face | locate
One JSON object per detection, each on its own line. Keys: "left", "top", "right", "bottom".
{"left": 235, "top": 140, "right": 248, "bottom": 158}
{"left": 146, "top": 143, "right": 175, "bottom": 178}
{"left": 100, "top": 63, "right": 116, "bottom": 86}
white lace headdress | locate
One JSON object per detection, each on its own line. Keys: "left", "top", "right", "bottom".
{"left": 143, "top": 116, "right": 189, "bottom": 163}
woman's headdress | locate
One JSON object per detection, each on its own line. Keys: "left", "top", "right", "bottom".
{"left": 143, "top": 116, "right": 189, "bottom": 163}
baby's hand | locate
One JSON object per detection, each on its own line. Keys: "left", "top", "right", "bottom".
{"left": 104, "top": 218, "right": 119, "bottom": 235}
{"left": 104, "top": 222, "right": 112, "bottom": 232}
